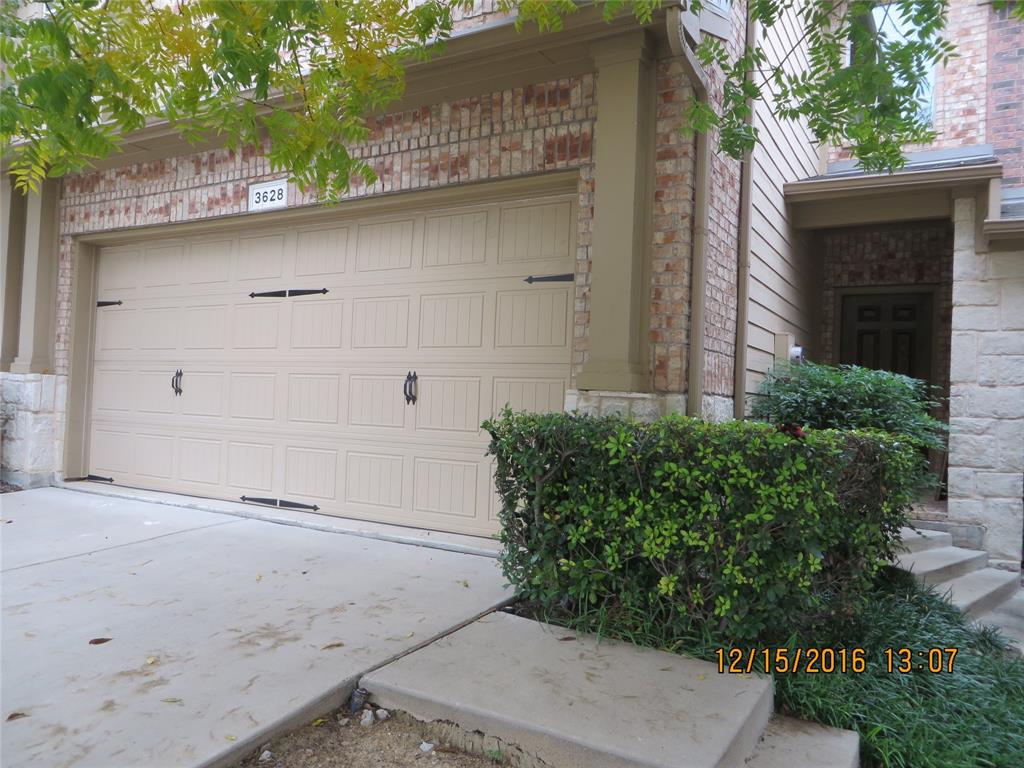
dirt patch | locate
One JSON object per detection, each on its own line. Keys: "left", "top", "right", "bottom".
{"left": 238, "top": 710, "right": 503, "bottom": 768}
{"left": 0, "top": 481, "right": 21, "bottom": 493}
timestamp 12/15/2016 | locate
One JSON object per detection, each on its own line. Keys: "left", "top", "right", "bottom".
{"left": 715, "top": 647, "right": 959, "bottom": 674}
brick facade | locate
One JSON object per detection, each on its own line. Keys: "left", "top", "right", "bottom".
{"left": 56, "top": 67, "right": 698, "bottom": 398}
{"left": 988, "top": 2, "right": 1024, "bottom": 188}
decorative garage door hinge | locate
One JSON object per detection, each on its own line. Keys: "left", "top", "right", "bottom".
{"left": 96, "top": 300, "right": 123, "bottom": 307}
{"left": 522, "top": 273, "right": 573, "bottom": 284}
{"left": 240, "top": 495, "right": 320, "bottom": 512}
{"left": 248, "top": 288, "right": 329, "bottom": 299}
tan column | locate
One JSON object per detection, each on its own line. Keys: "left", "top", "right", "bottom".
{"left": 1, "top": 177, "right": 28, "bottom": 371}
{"left": 576, "top": 30, "right": 654, "bottom": 393}
{"left": 10, "top": 179, "right": 59, "bottom": 374}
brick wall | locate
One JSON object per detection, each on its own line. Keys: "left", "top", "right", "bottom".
{"left": 699, "top": 0, "right": 747, "bottom": 403}
{"left": 988, "top": 3, "right": 1024, "bottom": 188}
{"left": 652, "top": 58, "right": 697, "bottom": 393}
{"left": 56, "top": 65, "right": 698, "bottom": 398}
{"left": 816, "top": 220, "right": 954, "bottom": 414}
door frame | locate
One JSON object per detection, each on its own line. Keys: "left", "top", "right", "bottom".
{"left": 63, "top": 171, "right": 580, "bottom": 484}
{"left": 831, "top": 283, "right": 943, "bottom": 387}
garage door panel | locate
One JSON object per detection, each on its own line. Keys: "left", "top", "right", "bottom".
{"left": 356, "top": 218, "right": 416, "bottom": 272}
{"left": 97, "top": 247, "right": 141, "bottom": 294}
{"left": 236, "top": 233, "right": 287, "bottom": 281}
{"left": 179, "top": 372, "right": 225, "bottom": 417}
{"left": 284, "top": 446, "right": 339, "bottom": 501}
{"left": 135, "top": 434, "right": 175, "bottom": 479}
{"left": 91, "top": 428, "right": 135, "bottom": 475}
{"left": 186, "top": 239, "right": 233, "bottom": 285}
{"left": 499, "top": 200, "right": 573, "bottom": 263}
{"left": 495, "top": 288, "right": 570, "bottom": 347}
{"left": 142, "top": 244, "right": 185, "bottom": 288}
{"left": 295, "top": 226, "right": 351, "bottom": 276}
{"left": 413, "top": 457, "right": 478, "bottom": 519}
{"left": 414, "top": 377, "right": 482, "bottom": 433}
{"left": 232, "top": 303, "right": 282, "bottom": 349}
{"left": 347, "top": 375, "right": 406, "bottom": 429}
{"left": 89, "top": 190, "right": 575, "bottom": 535}
{"left": 345, "top": 451, "right": 405, "bottom": 509}
{"left": 136, "top": 371, "right": 176, "bottom": 414}
{"left": 352, "top": 296, "right": 410, "bottom": 349}
{"left": 423, "top": 209, "right": 492, "bottom": 267}
{"left": 93, "top": 369, "right": 134, "bottom": 414}
{"left": 493, "top": 377, "right": 566, "bottom": 414}
{"left": 419, "top": 293, "right": 485, "bottom": 348}
{"left": 182, "top": 304, "right": 229, "bottom": 350}
{"left": 288, "top": 374, "right": 341, "bottom": 425}
{"left": 95, "top": 308, "right": 137, "bottom": 352}
{"left": 228, "top": 373, "right": 277, "bottom": 421}
{"left": 179, "top": 437, "right": 223, "bottom": 486}
{"left": 138, "top": 307, "right": 180, "bottom": 350}
{"left": 226, "top": 441, "right": 275, "bottom": 491}
{"left": 290, "top": 299, "right": 344, "bottom": 349}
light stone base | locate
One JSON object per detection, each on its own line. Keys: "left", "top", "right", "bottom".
{"left": 0, "top": 372, "right": 67, "bottom": 488}
{"left": 946, "top": 196, "right": 1024, "bottom": 566}
{"left": 565, "top": 389, "right": 686, "bottom": 421}
{"left": 701, "top": 394, "right": 734, "bottom": 423}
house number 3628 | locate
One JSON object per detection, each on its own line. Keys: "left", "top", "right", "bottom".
{"left": 248, "top": 180, "right": 289, "bottom": 212}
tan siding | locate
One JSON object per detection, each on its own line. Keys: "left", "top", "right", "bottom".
{"left": 744, "top": 5, "right": 819, "bottom": 402}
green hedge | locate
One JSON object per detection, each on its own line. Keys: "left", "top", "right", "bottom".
{"left": 484, "top": 412, "right": 922, "bottom": 642}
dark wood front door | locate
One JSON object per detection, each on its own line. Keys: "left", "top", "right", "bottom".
{"left": 839, "top": 293, "right": 933, "bottom": 381}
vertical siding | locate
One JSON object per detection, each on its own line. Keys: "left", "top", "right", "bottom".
{"left": 744, "top": 6, "right": 820, "bottom": 400}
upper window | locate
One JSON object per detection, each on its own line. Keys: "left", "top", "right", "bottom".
{"left": 865, "top": 5, "right": 936, "bottom": 124}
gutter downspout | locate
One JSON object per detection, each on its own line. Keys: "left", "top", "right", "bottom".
{"left": 733, "top": 9, "right": 757, "bottom": 418}
{"left": 666, "top": 6, "right": 711, "bottom": 418}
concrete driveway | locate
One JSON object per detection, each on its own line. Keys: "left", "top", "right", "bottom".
{"left": 0, "top": 488, "right": 509, "bottom": 768}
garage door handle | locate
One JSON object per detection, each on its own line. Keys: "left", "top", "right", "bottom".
{"left": 404, "top": 371, "right": 417, "bottom": 405}
{"left": 171, "top": 369, "right": 182, "bottom": 396}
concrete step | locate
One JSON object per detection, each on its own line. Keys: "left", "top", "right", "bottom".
{"left": 745, "top": 715, "right": 859, "bottom": 768}
{"left": 362, "top": 612, "right": 774, "bottom": 768}
{"left": 900, "top": 526, "right": 953, "bottom": 553}
{"left": 896, "top": 545, "right": 988, "bottom": 585}
{"left": 938, "top": 568, "right": 1021, "bottom": 618}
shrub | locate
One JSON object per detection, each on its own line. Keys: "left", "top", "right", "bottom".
{"left": 484, "top": 411, "right": 922, "bottom": 643}
{"left": 750, "top": 362, "right": 946, "bottom": 451}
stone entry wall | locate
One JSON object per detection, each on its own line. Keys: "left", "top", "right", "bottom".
{"left": 948, "top": 197, "right": 1024, "bottom": 570}
{"left": 0, "top": 373, "right": 67, "bottom": 488}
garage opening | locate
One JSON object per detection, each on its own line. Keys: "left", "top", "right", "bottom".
{"left": 84, "top": 189, "right": 576, "bottom": 536}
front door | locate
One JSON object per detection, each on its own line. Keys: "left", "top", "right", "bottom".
{"left": 839, "top": 292, "right": 933, "bottom": 381}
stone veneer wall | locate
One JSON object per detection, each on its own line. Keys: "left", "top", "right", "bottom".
{"left": 816, "top": 220, "right": 954, "bottom": 419}
{"left": 0, "top": 373, "right": 67, "bottom": 488}
{"left": 948, "top": 197, "right": 1024, "bottom": 569}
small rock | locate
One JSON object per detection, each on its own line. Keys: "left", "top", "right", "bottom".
{"left": 375, "top": 708, "right": 390, "bottom": 721}
{"left": 336, "top": 715, "right": 350, "bottom": 727}
{"left": 419, "top": 741, "right": 434, "bottom": 754}
{"left": 257, "top": 750, "right": 274, "bottom": 763}
{"left": 359, "top": 709, "right": 375, "bottom": 727}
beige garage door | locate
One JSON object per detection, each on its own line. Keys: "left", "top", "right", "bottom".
{"left": 87, "top": 191, "right": 575, "bottom": 535}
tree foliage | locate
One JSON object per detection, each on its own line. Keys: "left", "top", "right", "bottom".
{"left": 2, "top": 0, "right": 1020, "bottom": 198}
